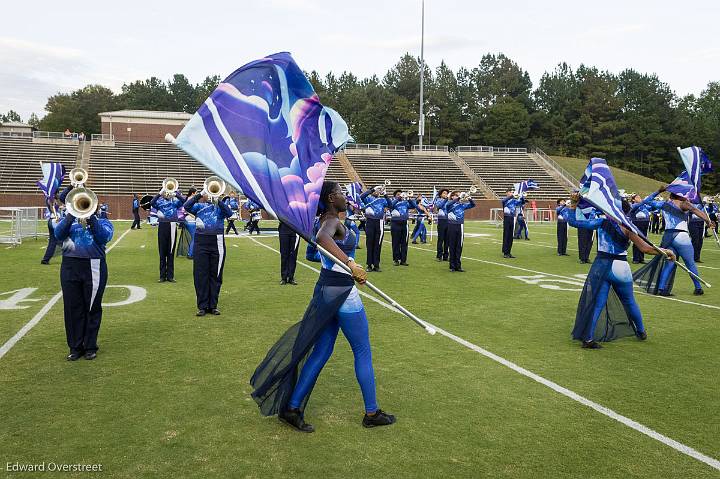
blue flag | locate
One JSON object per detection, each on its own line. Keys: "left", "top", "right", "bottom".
{"left": 36, "top": 162, "right": 65, "bottom": 199}
{"left": 666, "top": 146, "right": 712, "bottom": 203}
{"left": 172, "top": 52, "right": 351, "bottom": 238}
{"left": 513, "top": 179, "right": 539, "bottom": 197}
{"left": 344, "top": 182, "right": 363, "bottom": 209}
{"left": 579, "top": 158, "right": 639, "bottom": 234}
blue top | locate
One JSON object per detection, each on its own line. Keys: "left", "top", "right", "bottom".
{"left": 98, "top": 203, "right": 109, "bottom": 219}
{"left": 224, "top": 197, "right": 240, "bottom": 211}
{"left": 54, "top": 215, "right": 114, "bottom": 259}
{"left": 630, "top": 202, "right": 651, "bottom": 221}
{"left": 434, "top": 197, "right": 448, "bottom": 220}
{"left": 320, "top": 225, "right": 357, "bottom": 274}
{"left": 58, "top": 186, "right": 73, "bottom": 204}
{"left": 556, "top": 205, "right": 568, "bottom": 222}
{"left": 306, "top": 217, "right": 322, "bottom": 262}
{"left": 502, "top": 197, "right": 524, "bottom": 216}
{"left": 183, "top": 194, "right": 234, "bottom": 235}
{"left": 360, "top": 189, "right": 390, "bottom": 220}
{"left": 643, "top": 192, "right": 688, "bottom": 231}
{"left": 132, "top": 198, "right": 140, "bottom": 210}
{"left": 568, "top": 215, "right": 629, "bottom": 256}
{"left": 389, "top": 198, "right": 417, "bottom": 222}
{"left": 151, "top": 192, "right": 186, "bottom": 222}
{"left": 445, "top": 199, "right": 476, "bottom": 224}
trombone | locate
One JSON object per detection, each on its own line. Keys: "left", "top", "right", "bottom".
{"left": 161, "top": 177, "right": 179, "bottom": 199}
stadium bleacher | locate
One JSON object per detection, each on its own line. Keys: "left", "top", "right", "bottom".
{"left": 0, "top": 137, "right": 77, "bottom": 193}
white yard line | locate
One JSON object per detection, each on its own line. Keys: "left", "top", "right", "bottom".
{"left": 0, "top": 227, "right": 132, "bottom": 360}
{"left": 253, "top": 236, "right": 719, "bottom": 471}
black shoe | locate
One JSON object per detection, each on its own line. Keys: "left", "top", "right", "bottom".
{"left": 693, "top": 288, "right": 704, "bottom": 296}
{"left": 581, "top": 340, "right": 602, "bottom": 349}
{"left": 196, "top": 309, "right": 206, "bottom": 317}
{"left": 436, "top": 257, "right": 443, "bottom": 262}
{"left": 443, "top": 257, "right": 448, "bottom": 261}
{"left": 280, "top": 279, "right": 287, "bottom": 285}
{"left": 287, "top": 279, "right": 298, "bottom": 285}
{"left": 411, "top": 241, "right": 418, "bottom": 244}
{"left": 367, "top": 265, "right": 374, "bottom": 272}
{"left": 637, "top": 331, "right": 648, "bottom": 341}
{"left": 158, "top": 278, "right": 166, "bottom": 283}
{"left": 84, "top": 351, "right": 97, "bottom": 360}
{"left": 449, "top": 268, "right": 456, "bottom": 272}
{"left": 211, "top": 309, "right": 221, "bottom": 315}
{"left": 167, "top": 278, "right": 176, "bottom": 283}
{"left": 658, "top": 290, "right": 673, "bottom": 297}
{"left": 400, "top": 262, "right": 409, "bottom": 266}
{"left": 362, "top": 409, "right": 396, "bottom": 428}
{"left": 66, "top": 351, "right": 82, "bottom": 361}
{"left": 279, "top": 408, "right": 314, "bottom": 433}
{"left": 40, "top": 260, "right": 49, "bottom": 265}
{"left": 504, "top": 254, "right": 516, "bottom": 259}
{"left": 456, "top": 268, "right": 465, "bottom": 272}
{"left": 373, "top": 267, "right": 382, "bottom": 272}
{"left": 393, "top": 260, "right": 400, "bottom": 266}
{"left": 632, "top": 260, "right": 640, "bottom": 264}
{"left": 696, "top": 260, "right": 703, "bottom": 263}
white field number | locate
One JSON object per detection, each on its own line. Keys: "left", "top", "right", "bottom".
{"left": 507, "top": 274, "right": 585, "bottom": 291}
{"left": 0, "top": 286, "right": 147, "bottom": 310}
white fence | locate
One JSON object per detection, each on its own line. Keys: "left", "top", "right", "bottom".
{"left": 0, "top": 207, "right": 46, "bottom": 245}
{"left": 91, "top": 133, "right": 114, "bottom": 142}
{"left": 344, "top": 143, "right": 406, "bottom": 151}
{"left": 457, "top": 146, "right": 528, "bottom": 154}
{"left": 490, "top": 207, "right": 557, "bottom": 225}
{"left": 411, "top": 145, "right": 449, "bottom": 152}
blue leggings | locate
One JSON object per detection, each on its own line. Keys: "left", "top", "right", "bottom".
{"left": 289, "top": 304, "right": 378, "bottom": 413}
{"left": 587, "top": 260, "right": 644, "bottom": 341}
{"left": 658, "top": 231, "right": 701, "bottom": 290}
{"left": 412, "top": 220, "right": 427, "bottom": 242}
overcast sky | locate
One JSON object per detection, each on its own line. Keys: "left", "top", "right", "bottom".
{"left": 1, "top": 0, "right": 718, "bottom": 120}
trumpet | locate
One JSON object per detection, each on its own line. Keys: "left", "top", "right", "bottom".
{"left": 375, "top": 179, "right": 392, "bottom": 194}
{"left": 161, "top": 177, "right": 179, "bottom": 198}
{"left": 69, "top": 167, "right": 88, "bottom": 188}
{"left": 202, "top": 176, "right": 226, "bottom": 202}
{"left": 458, "top": 185, "right": 478, "bottom": 202}
{"left": 65, "top": 186, "right": 98, "bottom": 223}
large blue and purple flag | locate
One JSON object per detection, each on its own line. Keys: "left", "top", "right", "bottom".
{"left": 579, "top": 157, "right": 639, "bottom": 234}
{"left": 344, "top": 182, "right": 363, "bottom": 209}
{"left": 172, "top": 52, "right": 351, "bottom": 238}
{"left": 666, "top": 146, "right": 713, "bottom": 203}
{"left": 513, "top": 179, "right": 539, "bottom": 197}
{"left": 36, "top": 162, "right": 65, "bottom": 199}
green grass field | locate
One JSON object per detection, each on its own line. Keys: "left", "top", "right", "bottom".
{"left": 552, "top": 156, "right": 665, "bottom": 196}
{"left": 1, "top": 220, "right": 719, "bottom": 478}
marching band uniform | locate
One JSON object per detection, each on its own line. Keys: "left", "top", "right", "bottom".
{"left": 410, "top": 196, "right": 429, "bottom": 244}
{"left": 577, "top": 205, "right": 596, "bottom": 264}
{"left": 501, "top": 193, "right": 523, "bottom": 258}
{"left": 360, "top": 188, "right": 390, "bottom": 272}
{"left": 224, "top": 195, "right": 240, "bottom": 235}
{"left": 183, "top": 193, "right": 233, "bottom": 315}
{"left": 629, "top": 200, "right": 651, "bottom": 263}
{"left": 389, "top": 193, "right": 417, "bottom": 266}
{"left": 434, "top": 191, "right": 449, "bottom": 261}
{"left": 705, "top": 201, "right": 718, "bottom": 236}
{"left": 54, "top": 211, "right": 114, "bottom": 360}
{"left": 688, "top": 211, "right": 705, "bottom": 262}
{"left": 344, "top": 205, "right": 362, "bottom": 249}
{"left": 278, "top": 221, "right": 300, "bottom": 285}
{"left": 41, "top": 199, "right": 62, "bottom": 264}
{"left": 151, "top": 191, "right": 186, "bottom": 282}
{"left": 131, "top": 194, "right": 142, "bottom": 229}
{"left": 98, "top": 203, "right": 110, "bottom": 219}
{"left": 245, "top": 199, "right": 262, "bottom": 235}
{"left": 556, "top": 201, "right": 569, "bottom": 256}
{"left": 445, "top": 196, "right": 476, "bottom": 272}
{"left": 513, "top": 206, "right": 529, "bottom": 240}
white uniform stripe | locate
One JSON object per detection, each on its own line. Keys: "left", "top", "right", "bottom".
{"left": 170, "top": 222, "right": 177, "bottom": 254}
{"left": 89, "top": 258, "right": 101, "bottom": 311}
{"left": 293, "top": 234, "right": 300, "bottom": 251}
{"left": 216, "top": 234, "right": 225, "bottom": 277}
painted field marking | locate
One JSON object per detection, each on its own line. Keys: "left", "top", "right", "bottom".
{"left": 0, "top": 227, "right": 132, "bottom": 360}
{"left": 253, "top": 236, "right": 719, "bottom": 471}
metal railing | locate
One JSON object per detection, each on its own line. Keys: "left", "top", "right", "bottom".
{"left": 448, "top": 147, "right": 498, "bottom": 199}
{"left": 0, "top": 207, "right": 45, "bottom": 245}
{"left": 457, "top": 145, "right": 493, "bottom": 153}
{"left": 0, "top": 131, "right": 34, "bottom": 138}
{"left": 344, "top": 143, "right": 406, "bottom": 151}
{"left": 32, "top": 131, "right": 79, "bottom": 140}
{"left": 532, "top": 147, "right": 579, "bottom": 188}
{"left": 411, "top": 145, "right": 448, "bottom": 152}
{"left": 494, "top": 147, "right": 527, "bottom": 153}
{"left": 91, "top": 133, "right": 115, "bottom": 141}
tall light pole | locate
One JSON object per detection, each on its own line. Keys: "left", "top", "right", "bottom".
{"left": 418, "top": 0, "right": 425, "bottom": 149}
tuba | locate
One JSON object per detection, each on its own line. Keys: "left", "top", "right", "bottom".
{"left": 69, "top": 167, "right": 88, "bottom": 188}
{"left": 202, "top": 176, "right": 226, "bottom": 202}
{"left": 65, "top": 187, "right": 98, "bottom": 222}
{"left": 161, "top": 178, "right": 179, "bottom": 198}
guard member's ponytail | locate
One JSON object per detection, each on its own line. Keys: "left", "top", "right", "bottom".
{"left": 317, "top": 180, "right": 339, "bottom": 215}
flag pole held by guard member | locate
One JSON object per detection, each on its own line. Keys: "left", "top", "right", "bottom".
{"left": 167, "top": 52, "right": 436, "bottom": 335}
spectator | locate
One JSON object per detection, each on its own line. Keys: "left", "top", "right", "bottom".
{"left": 78, "top": 132, "right": 85, "bottom": 142}
{"left": 64, "top": 128, "right": 71, "bottom": 138}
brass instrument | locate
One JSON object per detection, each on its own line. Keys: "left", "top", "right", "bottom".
{"left": 69, "top": 167, "right": 88, "bottom": 188}
{"left": 161, "top": 177, "right": 179, "bottom": 198}
{"left": 65, "top": 187, "right": 98, "bottom": 223}
{"left": 459, "top": 185, "right": 478, "bottom": 202}
{"left": 202, "top": 176, "right": 226, "bottom": 202}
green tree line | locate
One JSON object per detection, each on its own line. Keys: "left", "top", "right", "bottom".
{"left": 7, "top": 53, "right": 719, "bottom": 189}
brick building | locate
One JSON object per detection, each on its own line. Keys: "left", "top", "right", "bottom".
{"left": 99, "top": 110, "right": 191, "bottom": 143}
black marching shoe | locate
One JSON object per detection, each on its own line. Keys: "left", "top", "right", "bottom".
{"left": 196, "top": 309, "right": 206, "bottom": 317}
{"left": 374, "top": 266, "right": 382, "bottom": 273}
{"left": 66, "top": 351, "right": 82, "bottom": 361}
{"left": 637, "top": 331, "right": 648, "bottom": 341}
{"left": 658, "top": 290, "right": 673, "bottom": 297}
{"left": 503, "top": 254, "right": 516, "bottom": 259}
{"left": 393, "top": 260, "right": 400, "bottom": 266}
{"left": 84, "top": 351, "right": 97, "bottom": 360}
{"left": 400, "top": 262, "right": 409, "bottom": 266}
{"left": 40, "top": 260, "right": 49, "bottom": 265}
{"left": 279, "top": 408, "right": 314, "bottom": 433}
{"left": 449, "top": 268, "right": 456, "bottom": 272}
{"left": 211, "top": 309, "right": 221, "bottom": 315}
{"left": 167, "top": 278, "right": 177, "bottom": 283}
{"left": 693, "top": 288, "right": 704, "bottom": 296}
{"left": 280, "top": 279, "right": 287, "bottom": 285}
{"left": 287, "top": 278, "right": 298, "bottom": 285}
{"left": 455, "top": 268, "right": 465, "bottom": 273}
{"left": 581, "top": 340, "right": 602, "bottom": 349}
{"left": 362, "top": 409, "right": 396, "bottom": 428}
{"left": 158, "top": 278, "right": 167, "bottom": 283}
{"left": 366, "top": 265, "right": 374, "bottom": 272}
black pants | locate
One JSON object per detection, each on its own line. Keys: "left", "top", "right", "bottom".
{"left": 248, "top": 219, "right": 261, "bottom": 234}
{"left": 60, "top": 256, "right": 107, "bottom": 353}
{"left": 502, "top": 215, "right": 515, "bottom": 255}
{"left": 390, "top": 221, "right": 409, "bottom": 263}
{"left": 578, "top": 228, "right": 594, "bottom": 262}
{"left": 42, "top": 222, "right": 59, "bottom": 262}
{"left": 632, "top": 219, "right": 650, "bottom": 262}
{"left": 514, "top": 217, "right": 528, "bottom": 239}
{"left": 557, "top": 220, "right": 568, "bottom": 255}
{"left": 158, "top": 222, "right": 178, "bottom": 280}
{"left": 436, "top": 219, "right": 449, "bottom": 260}
{"left": 225, "top": 219, "right": 238, "bottom": 235}
{"left": 193, "top": 234, "right": 226, "bottom": 310}
{"left": 131, "top": 209, "right": 141, "bottom": 229}
{"left": 689, "top": 221, "right": 705, "bottom": 261}
{"left": 447, "top": 223, "right": 463, "bottom": 270}
{"left": 364, "top": 218, "right": 384, "bottom": 268}
{"left": 279, "top": 232, "right": 300, "bottom": 281}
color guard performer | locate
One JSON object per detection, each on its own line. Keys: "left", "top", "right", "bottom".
{"left": 629, "top": 194, "right": 651, "bottom": 264}
{"left": 411, "top": 193, "right": 430, "bottom": 244}
{"left": 151, "top": 179, "right": 186, "bottom": 283}
{"left": 224, "top": 191, "right": 240, "bottom": 235}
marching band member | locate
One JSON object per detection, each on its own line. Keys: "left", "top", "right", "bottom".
{"left": 705, "top": 197, "right": 718, "bottom": 237}
{"left": 556, "top": 199, "right": 569, "bottom": 256}
{"left": 566, "top": 193, "right": 673, "bottom": 349}
{"left": 344, "top": 203, "right": 362, "bottom": 250}
{"left": 55, "top": 197, "right": 114, "bottom": 360}
{"left": 251, "top": 181, "right": 394, "bottom": 432}
{"left": 629, "top": 194, "right": 651, "bottom": 264}
{"left": 131, "top": 193, "right": 142, "bottom": 229}
{"left": 151, "top": 184, "right": 186, "bottom": 283}
{"left": 577, "top": 203, "right": 596, "bottom": 264}
{"left": 98, "top": 202, "right": 110, "bottom": 219}
{"left": 635, "top": 186, "right": 715, "bottom": 296}
{"left": 183, "top": 188, "right": 233, "bottom": 316}
{"left": 501, "top": 189, "right": 524, "bottom": 258}
{"left": 389, "top": 189, "right": 417, "bottom": 266}
{"left": 278, "top": 221, "right": 300, "bottom": 285}
{"left": 434, "top": 189, "right": 450, "bottom": 261}
{"left": 445, "top": 190, "right": 476, "bottom": 272}
{"left": 244, "top": 199, "right": 262, "bottom": 235}
{"left": 360, "top": 186, "right": 391, "bottom": 272}
{"left": 411, "top": 194, "right": 430, "bottom": 244}
{"left": 224, "top": 191, "right": 240, "bottom": 235}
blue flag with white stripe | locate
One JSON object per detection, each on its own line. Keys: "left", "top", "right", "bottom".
{"left": 579, "top": 158, "right": 639, "bottom": 234}
{"left": 513, "top": 179, "right": 539, "bottom": 197}
{"left": 666, "top": 146, "right": 712, "bottom": 203}
{"left": 344, "top": 182, "right": 363, "bottom": 209}
{"left": 36, "top": 162, "right": 65, "bottom": 199}
{"left": 172, "top": 52, "right": 351, "bottom": 238}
